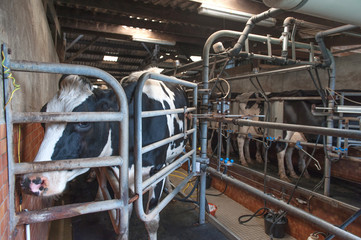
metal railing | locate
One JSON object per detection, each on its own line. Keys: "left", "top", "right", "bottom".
{"left": 2, "top": 44, "right": 130, "bottom": 239}
{"left": 133, "top": 72, "right": 198, "bottom": 222}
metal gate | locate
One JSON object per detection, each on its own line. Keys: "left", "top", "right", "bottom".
{"left": 133, "top": 72, "right": 198, "bottom": 222}
{"left": 2, "top": 45, "right": 130, "bottom": 239}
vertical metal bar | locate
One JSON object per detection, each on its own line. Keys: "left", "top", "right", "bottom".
{"left": 267, "top": 34, "right": 272, "bottom": 57}
{"left": 309, "top": 42, "right": 314, "bottom": 62}
{"left": 245, "top": 38, "right": 249, "bottom": 53}
{"left": 226, "top": 131, "right": 230, "bottom": 159}
{"left": 324, "top": 49, "right": 335, "bottom": 196}
{"left": 192, "top": 86, "right": 198, "bottom": 173}
{"left": 2, "top": 44, "right": 17, "bottom": 236}
{"left": 217, "top": 123, "right": 223, "bottom": 171}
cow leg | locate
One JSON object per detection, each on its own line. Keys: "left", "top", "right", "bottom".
{"left": 255, "top": 141, "right": 263, "bottom": 163}
{"left": 236, "top": 134, "right": 248, "bottom": 166}
{"left": 277, "top": 148, "right": 289, "bottom": 182}
{"left": 144, "top": 179, "right": 165, "bottom": 240}
{"left": 277, "top": 131, "right": 295, "bottom": 182}
{"left": 285, "top": 146, "right": 298, "bottom": 179}
{"left": 298, "top": 149, "right": 310, "bottom": 178}
{"left": 244, "top": 137, "right": 253, "bottom": 164}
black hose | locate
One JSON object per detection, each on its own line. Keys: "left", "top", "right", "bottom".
{"left": 238, "top": 207, "right": 270, "bottom": 224}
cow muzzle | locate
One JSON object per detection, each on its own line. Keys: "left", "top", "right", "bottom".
{"left": 21, "top": 175, "right": 49, "bottom": 196}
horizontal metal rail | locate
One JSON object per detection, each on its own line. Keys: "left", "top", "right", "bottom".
{"left": 12, "top": 112, "right": 123, "bottom": 123}
{"left": 142, "top": 129, "right": 195, "bottom": 154}
{"left": 13, "top": 156, "right": 122, "bottom": 174}
{"left": 142, "top": 150, "right": 195, "bottom": 191}
{"left": 144, "top": 172, "right": 196, "bottom": 221}
{"left": 207, "top": 167, "right": 361, "bottom": 240}
{"left": 203, "top": 116, "right": 361, "bottom": 140}
{"left": 16, "top": 199, "right": 123, "bottom": 225}
{"left": 226, "top": 65, "right": 313, "bottom": 81}
{"left": 141, "top": 107, "right": 196, "bottom": 118}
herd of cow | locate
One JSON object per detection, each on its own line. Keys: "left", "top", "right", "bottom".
{"left": 19, "top": 68, "right": 352, "bottom": 239}
{"left": 210, "top": 90, "right": 327, "bottom": 182}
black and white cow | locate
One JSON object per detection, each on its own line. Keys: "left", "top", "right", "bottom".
{"left": 233, "top": 90, "right": 325, "bottom": 182}
{"left": 21, "top": 68, "right": 189, "bottom": 239}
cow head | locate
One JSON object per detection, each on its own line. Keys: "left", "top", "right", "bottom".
{"left": 21, "top": 75, "right": 119, "bottom": 196}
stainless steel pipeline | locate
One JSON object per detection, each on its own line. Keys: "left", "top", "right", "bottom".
{"left": 134, "top": 72, "right": 198, "bottom": 223}
{"left": 5, "top": 57, "right": 130, "bottom": 238}
{"left": 207, "top": 167, "right": 361, "bottom": 240}
{"left": 202, "top": 116, "right": 361, "bottom": 140}
{"left": 226, "top": 65, "right": 313, "bottom": 81}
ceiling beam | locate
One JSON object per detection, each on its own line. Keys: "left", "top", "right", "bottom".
{"left": 56, "top": 6, "right": 214, "bottom": 40}
{"left": 55, "top": 0, "right": 283, "bottom": 38}
{"left": 59, "top": 18, "right": 205, "bottom": 45}
{"left": 65, "top": 36, "right": 100, "bottom": 63}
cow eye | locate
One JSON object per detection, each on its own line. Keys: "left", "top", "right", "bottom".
{"left": 75, "top": 122, "right": 91, "bottom": 132}
{"left": 78, "top": 122, "right": 89, "bottom": 128}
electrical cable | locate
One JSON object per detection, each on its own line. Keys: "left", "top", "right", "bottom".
{"left": 2, "top": 50, "right": 20, "bottom": 109}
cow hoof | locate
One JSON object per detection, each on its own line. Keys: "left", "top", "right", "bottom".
{"left": 290, "top": 173, "right": 299, "bottom": 179}
{"left": 280, "top": 175, "right": 291, "bottom": 182}
{"left": 240, "top": 162, "right": 248, "bottom": 167}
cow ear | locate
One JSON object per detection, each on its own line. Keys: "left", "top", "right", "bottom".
{"left": 40, "top": 103, "right": 47, "bottom": 130}
{"left": 94, "top": 89, "right": 119, "bottom": 111}
{"left": 58, "top": 75, "right": 93, "bottom": 91}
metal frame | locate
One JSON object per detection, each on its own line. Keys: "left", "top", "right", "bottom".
{"left": 199, "top": 25, "right": 361, "bottom": 238}
{"left": 133, "top": 72, "right": 198, "bottom": 222}
{"left": 2, "top": 44, "right": 130, "bottom": 239}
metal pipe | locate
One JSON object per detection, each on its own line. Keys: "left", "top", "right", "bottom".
{"left": 13, "top": 156, "right": 122, "bottom": 174}
{"left": 315, "top": 25, "right": 359, "bottom": 67}
{"left": 142, "top": 129, "right": 195, "bottom": 154}
{"left": 226, "top": 65, "right": 313, "bottom": 81}
{"left": 141, "top": 107, "right": 196, "bottom": 118}
{"left": 228, "top": 8, "right": 284, "bottom": 56}
{"left": 263, "top": 0, "right": 361, "bottom": 26}
{"left": 134, "top": 72, "right": 198, "bottom": 223}
{"left": 16, "top": 199, "right": 123, "bottom": 225}
{"left": 202, "top": 117, "right": 361, "bottom": 140}
{"left": 326, "top": 208, "right": 361, "bottom": 240}
{"left": 3, "top": 45, "right": 17, "bottom": 237}
{"left": 142, "top": 150, "right": 194, "bottom": 191}
{"left": 12, "top": 112, "right": 123, "bottom": 123}
{"left": 207, "top": 167, "right": 361, "bottom": 240}
{"left": 7, "top": 59, "right": 130, "bottom": 237}
{"left": 281, "top": 17, "right": 296, "bottom": 57}
{"left": 25, "top": 223, "right": 30, "bottom": 240}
